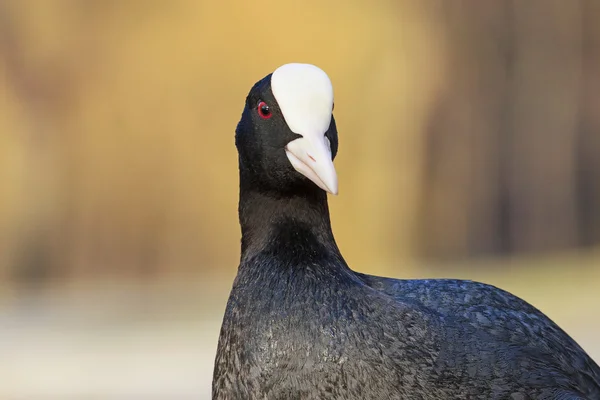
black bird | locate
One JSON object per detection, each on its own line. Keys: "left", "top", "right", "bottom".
{"left": 213, "top": 63, "right": 600, "bottom": 399}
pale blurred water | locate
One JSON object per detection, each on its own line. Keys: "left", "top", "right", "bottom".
{"left": 0, "top": 278, "right": 231, "bottom": 400}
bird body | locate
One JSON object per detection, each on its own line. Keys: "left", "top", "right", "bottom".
{"left": 212, "top": 63, "right": 600, "bottom": 399}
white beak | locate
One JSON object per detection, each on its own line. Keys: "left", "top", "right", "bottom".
{"left": 285, "top": 133, "right": 338, "bottom": 195}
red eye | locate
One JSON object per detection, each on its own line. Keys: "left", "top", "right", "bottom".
{"left": 257, "top": 101, "right": 272, "bottom": 119}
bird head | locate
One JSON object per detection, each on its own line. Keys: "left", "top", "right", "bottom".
{"left": 235, "top": 63, "right": 339, "bottom": 195}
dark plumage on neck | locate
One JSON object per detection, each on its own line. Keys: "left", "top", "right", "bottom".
{"left": 238, "top": 169, "right": 338, "bottom": 264}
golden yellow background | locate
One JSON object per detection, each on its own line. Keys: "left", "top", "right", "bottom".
{"left": 0, "top": 1, "right": 598, "bottom": 398}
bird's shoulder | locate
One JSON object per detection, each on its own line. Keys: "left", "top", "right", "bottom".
{"left": 357, "top": 272, "right": 600, "bottom": 395}
{"left": 356, "top": 273, "right": 536, "bottom": 314}
{"left": 355, "top": 272, "right": 580, "bottom": 350}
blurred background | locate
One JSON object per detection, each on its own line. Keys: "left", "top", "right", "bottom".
{"left": 1, "top": 0, "right": 599, "bottom": 398}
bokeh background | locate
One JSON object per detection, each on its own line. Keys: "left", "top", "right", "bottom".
{"left": 1, "top": 1, "right": 599, "bottom": 399}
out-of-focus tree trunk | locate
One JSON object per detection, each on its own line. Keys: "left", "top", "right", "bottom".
{"left": 417, "top": 1, "right": 510, "bottom": 259}
{"left": 578, "top": 0, "right": 600, "bottom": 247}
{"left": 0, "top": 2, "right": 68, "bottom": 284}
{"left": 506, "top": 0, "right": 582, "bottom": 254}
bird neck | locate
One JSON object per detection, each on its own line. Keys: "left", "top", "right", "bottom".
{"left": 238, "top": 179, "right": 339, "bottom": 263}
